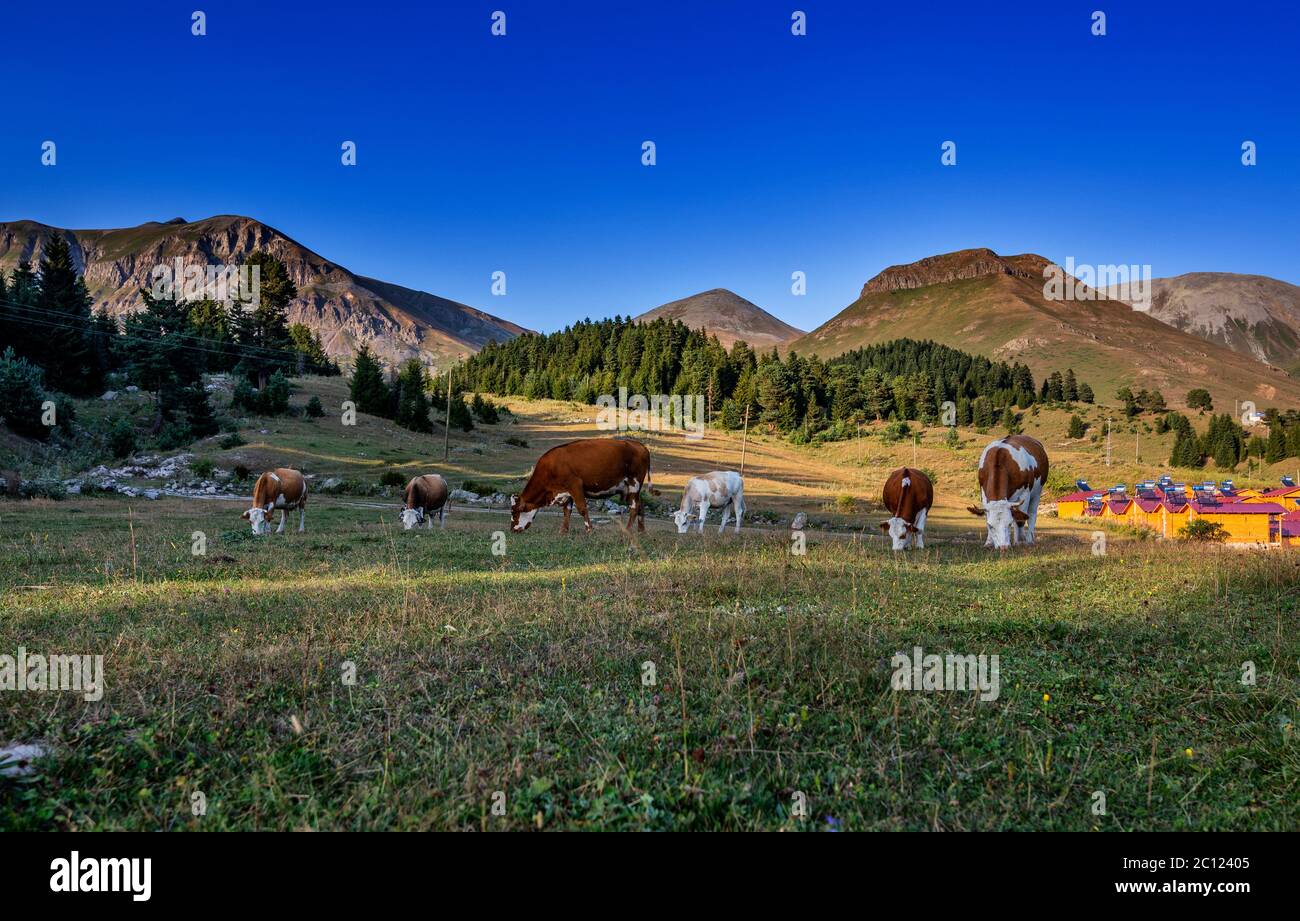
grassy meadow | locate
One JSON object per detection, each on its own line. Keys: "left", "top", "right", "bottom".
{"left": 1, "top": 377, "right": 1298, "bottom": 830}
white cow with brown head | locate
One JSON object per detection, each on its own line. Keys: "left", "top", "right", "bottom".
{"left": 966, "top": 435, "right": 1049, "bottom": 549}
{"left": 242, "top": 468, "right": 308, "bottom": 535}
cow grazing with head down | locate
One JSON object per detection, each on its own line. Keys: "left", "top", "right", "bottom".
{"left": 510, "top": 438, "right": 657, "bottom": 533}
{"left": 400, "top": 474, "right": 449, "bottom": 530}
{"left": 242, "top": 468, "right": 307, "bottom": 535}
{"left": 878, "top": 467, "right": 933, "bottom": 550}
{"left": 966, "top": 434, "right": 1049, "bottom": 549}
{"left": 674, "top": 471, "right": 745, "bottom": 534}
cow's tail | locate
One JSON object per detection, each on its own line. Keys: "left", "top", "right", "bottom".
{"left": 900, "top": 467, "right": 913, "bottom": 490}
{"left": 646, "top": 466, "right": 661, "bottom": 496}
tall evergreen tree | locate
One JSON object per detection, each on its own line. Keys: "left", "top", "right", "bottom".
{"left": 35, "top": 234, "right": 101, "bottom": 393}
{"left": 349, "top": 345, "right": 391, "bottom": 417}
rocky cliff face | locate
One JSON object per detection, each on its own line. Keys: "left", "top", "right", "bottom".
{"left": 0, "top": 215, "right": 527, "bottom": 368}
{"left": 1101, "top": 273, "right": 1300, "bottom": 372}
{"left": 860, "top": 248, "right": 1049, "bottom": 295}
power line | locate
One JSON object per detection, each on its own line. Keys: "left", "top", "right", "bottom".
{"left": 0, "top": 296, "right": 320, "bottom": 366}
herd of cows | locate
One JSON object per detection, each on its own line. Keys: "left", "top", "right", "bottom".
{"left": 239, "top": 433, "right": 1052, "bottom": 551}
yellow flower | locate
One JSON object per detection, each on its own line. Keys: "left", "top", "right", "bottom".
{"left": 1042, "top": 693, "right": 1051, "bottom": 702}
{"left": 1184, "top": 748, "right": 1194, "bottom": 758}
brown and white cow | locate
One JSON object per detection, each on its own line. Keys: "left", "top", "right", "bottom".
{"left": 400, "top": 474, "right": 449, "bottom": 530}
{"left": 510, "top": 438, "right": 657, "bottom": 533}
{"left": 878, "top": 467, "right": 933, "bottom": 550}
{"left": 966, "top": 434, "right": 1049, "bottom": 549}
{"left": 674, "top": 471, "right": 745, "bottom": 534}
{"left": 242, "top": 467, "right": 307, "bottom": 535}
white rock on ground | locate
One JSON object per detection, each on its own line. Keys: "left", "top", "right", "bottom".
{"left": 0, "top": 743, "right": 49, "bottom": 777}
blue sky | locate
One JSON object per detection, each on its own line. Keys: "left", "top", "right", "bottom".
{"left": 4, "top": 1, "right": 1298, "bottom": 333}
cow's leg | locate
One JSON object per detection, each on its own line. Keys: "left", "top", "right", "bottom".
{"left": 572, "top": 491, "right": 593, "bottom": 533}
{"left": 634, "top": 491, "right": 646, "bottom": 532}
{"left": 718, "top": 502, "right": 730, "bottom": 534}
{"left": 298, "top": 503, "right": 306, "bottom": 533}
{"left": 276, "top": 509, "right": 287, "bottom": 534}
{"left": 425, "top": 508, "right": 434, "bottom": 530}
{"left": 1024, "top": 486, "right": 1043, "bottom": 544}
{"left": 733, "top": 491, "right": 744, "bottom": 533}
{"left": 912, "top": 508, "right": 927, "bottom": 549}
{"left": 438, "top": 505, "right": 446, "bottom": 529}
{"left": 697, "top": 503, "right": 708, "bottom": 534}
{"left": 561, "top": 500, "right": 573, "bottom": 534}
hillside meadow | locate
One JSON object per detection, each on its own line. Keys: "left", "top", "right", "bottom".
{"left": 1, "top": 377, "right": 1297, "bottom": 830}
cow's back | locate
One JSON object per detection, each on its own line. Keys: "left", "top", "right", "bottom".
{"left": 535, "top": 438, "right": 649, "bottom": 489}
{"left": 979, "top": 436, "right": 1047, "bottom": 500}
{"left": 884, "top": 467, "right": 933, "bottom": 519}
{"left": 407, "top": 474, "right": 448, "bottom": 509}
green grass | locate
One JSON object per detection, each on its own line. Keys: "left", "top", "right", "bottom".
{"left": 1, "top": 495, "right": 1295, "bottom": 830}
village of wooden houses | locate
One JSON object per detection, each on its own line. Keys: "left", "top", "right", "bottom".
{"left": 1057, "top": 475, "right": 1300, "bottom": 547}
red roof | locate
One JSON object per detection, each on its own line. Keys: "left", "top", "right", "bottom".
{"left": 1282, "top": 510, "right": 1300, "bottom": 537}
{"left": 1190, "top": 500, "right": 1286, "bottom": 515}
{"left": 1258, "top": 486, "right": 1300, "bottom": 498}
{"left": 1106, "top": 499, "right": 1132, "bottom": 514}
{"left": 1058, "top": 490, "right": 1103, "bottom": 502}
{"left": 1134, "top": 496, "right": 1163, "bottom": 512}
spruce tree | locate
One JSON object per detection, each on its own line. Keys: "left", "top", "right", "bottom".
{"left": 35, "top": 234, "right": 101, "bottom": 393}
{"left": 349, "top": 345, "right": 391, "bottom": 417}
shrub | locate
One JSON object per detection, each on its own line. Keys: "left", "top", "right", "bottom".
{"left": 834, "top": 494, "right": 857, "bottom": 513}
{"left": 305, "top": 395, "right": 325, "bottom": 418}
{"left": 260, "top": 371, "right": 292, "bottom": 416}
{"left": 1179, "top": 519, "right": 1228, "bottom": 542}
{"left": 220, "top": 433, "right": 247, "bottom": 450}
{"left": 233, "top": 464, "right": 251, "bottom": 482}
{"left": 191, "top": 458, "right": 215, "bottom": 479}
{"left": 0, "top": 347, "right": 50, "bottom": 440}
{"left": 504, "top": 436, "right": 528, "bottom": 447}
{"left": 20, "top": 478, "right": 67, "bottom": 500}
{"left": 156, "top": 421, "right": 192, "bottom": 451}
{"left": 108, "top": 418, "right": 138, "bottom": 459}
{"left": 379, "top": 469, "right": 406, "bottom": 488}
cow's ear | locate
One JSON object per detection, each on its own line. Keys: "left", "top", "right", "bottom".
{"left": 966, "top": 505, "right": 985, "bottom": 517}
{"left": 241, "top": 510, "right": 250, "bottom": 520}
{"left": 878, "top": 521, "right": 890, "bottom": 533}
{"left": 1010, "top": 507, "right": 1029, "bottom": 523}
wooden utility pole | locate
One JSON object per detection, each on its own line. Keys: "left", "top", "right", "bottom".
{"left": 740, "top": 404, "right": 750, "bottom": 475}
{"left": 1106, "top": 417, "right": 1112, "bottom": 466}
{"left": 443, "top": 364, "right": 454, "bottom": 461}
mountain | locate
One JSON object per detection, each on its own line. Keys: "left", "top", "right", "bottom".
{"left": 635, "top": 288, "right": 803, "bottom": 350}
{"left": 788, "top": 248, "right": 1300, "bottom": 410}
{"left": 1100, "top": 273, "right": 1300, "bottom": 374}
{"left": 0, "top": 216, "right": 527, "bottom": 367}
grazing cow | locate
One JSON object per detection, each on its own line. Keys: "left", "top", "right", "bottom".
{"left": 966, "top": 434, "right": 1049, "bottom": 549}
{"left": 400, "top": 474, "right": 450, "bottom": 530}
{"left": 674, "top": 471, "right": 745, "bottom": 534}
{"left": 510, "top": 438, "right": 657, "bottom": 533}
{"left": 878, "top": 467, "right": 933, "bottom": 550}
{"left": 242, "top": 467, "right": 307, "bottom": 535}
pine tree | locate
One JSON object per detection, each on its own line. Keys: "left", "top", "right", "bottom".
{"left": 235, "top": 252, "right": 297, "bottom": 387}
{"left": 35, "top": 234, "right": 101, "bottom": 393}
{"left": 1063, "top": 369, "right": 1079, "bottom": 402}
{"left": 1265, "top": 424, "right": 1286, "bottom": 463}
{"left": 1079, "top": 382, "right": 1095, "bottom": 403}
{"left": 349, "top": 345, "right": 391, "bottom": 417}
{"left": 393, "top": 359, "right": 433, "bottom": 433}
{"left": 1068, "top": 414, "right": 1086, "bottom": 438}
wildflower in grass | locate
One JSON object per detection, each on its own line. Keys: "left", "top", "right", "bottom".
{"left": 1184, "top": 748, "right": 1194, "bottom": 759}
{"left": 1042, "top": 693, "right": 1051, "bottom": 702}
{"left": 825, "top": 816, "right": 841, "bottom": 831}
